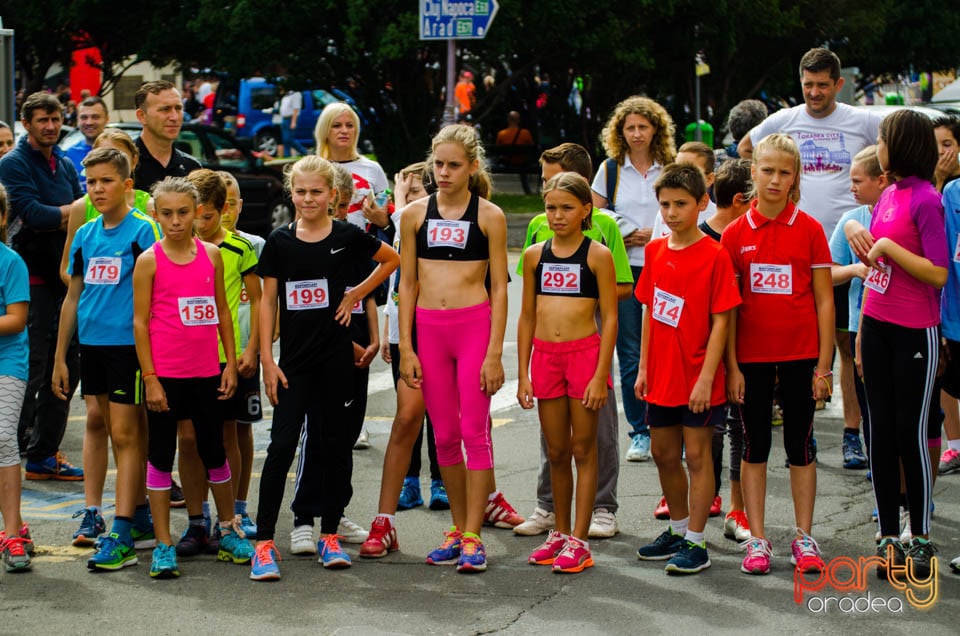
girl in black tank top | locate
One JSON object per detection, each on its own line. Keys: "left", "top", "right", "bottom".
{"left": 415, "top": 192, "right": 489, "bottom": 261}
{"left": 535, "top": 237, "right": 600, "bottom": 299}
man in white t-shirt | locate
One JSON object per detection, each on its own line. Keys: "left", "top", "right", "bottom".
{"left": 739, "top": 47, "right": 881, "bottom": 470}
{"left": 279, "top": 88, "right": 307, "bottom": 157}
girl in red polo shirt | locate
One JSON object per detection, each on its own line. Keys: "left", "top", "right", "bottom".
{"left": 721, "top": 133, "right": 834, "bottom": 576}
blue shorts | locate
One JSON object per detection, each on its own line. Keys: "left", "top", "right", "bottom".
{"left": 646, "top": 403, "right": 727, "bottom": 428}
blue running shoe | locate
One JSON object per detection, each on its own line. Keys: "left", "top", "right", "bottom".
{"left": 397, "top": 477, "right": 423, "bottom": 510}
{"left": 456, "top": 535, "right": 487, "bottom": 573}
{"left": 149, "top": 543, "right": 180, "bottom": 579}
{"left": 250, "top": 541, "right": 281, "bottom": 581}
{"left": 239, "top": 513, "right": 258, "bottom": 540}
{"left": 318, "top": 534, "right": 352, "bottom": 569}
{"left": 176, "top": 524, "right": 209, "bottom": 557}
{"left": 637, "top": 529, "right": 685, "bottom": 561}
{"left": 72, "top": 508, "right": 106, "bottom": 547}
{"left": 664, "top": 540, "right": 711, "bottom": 574}
{"left": 87, "top": 533, "right": 137, "bottom": 571}
{"left": 625, "top": 433, "right": 651, "bottom": 462}
{"left": 218, "top": 528, "right": 255, "bottom": 564}
{"left": 131, "top": 524, "right": 157, "bottom": 550}
{"left": 24, "top": 452, "right": 83, "bottom": 481}
{"left": 429, "top": 480, "right": 450, "bottom": 511}
{"left": 425, "top": 528, "right": 462, "bottom": 565}
{"left": 842, "top": 432, "right": 868, "bottom": 470}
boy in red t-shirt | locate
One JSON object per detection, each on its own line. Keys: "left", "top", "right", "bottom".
{"left": 634, "top": 164, "right": 741, "bottom": 574}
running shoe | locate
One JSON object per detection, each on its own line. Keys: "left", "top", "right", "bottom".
{"left": 208, "top": 523, "right": 221, "bottom": 554}
{"left": 24, "top": 451, "right": 84, "bottom": 481}
{"left": 709, "top": 495, "right": 722, "bottom": 518}
{"left": 653, "top": 496, "right": 670, "bottom": 520}
{"left": 360, "top": 516, "right": 399, "bottom": 558}
{"left": 905, "top": 538, "right": 937, "bottom": 580}
{"left": 723, "top": 510, "right": 751, "bottom": 542}
{"left": 353, "top": 427, "right": 370, "bottom": 450}
{"left": 429, "top": 480, "right": 450, "bottom": 510}
{"left": 740, "top": 537, "right": 772, "bottom": 575}
{"left": 73, "top": 508, "right": 107, "bottom": 548}
{"left": 131, "top": 524, "right": 157, "bottom": 550}
{"left": 398, "top": 477, "right": 423, "bottom": 510}
{"left": 876, "top": 537, "right": 906, "bottom": 581}
{"left": 528, "top": 530, "right": 567, "bottom": 565}
{"left": 250, "top": 540, "right": 281, "bottom": 581}
{"left": 289, "top": 525, "right": 317, "bottom": 555}
{"left": 218, "top": 528, "right": 255, "bottom": 564}
{"left": 637, "top": 529, "right": 685, "bottom": 561}
{"left": 239, "top": 513, "right": 258, "bottom": 540}
{"left": 456, "top": 535, "right": 486, "bottom": 573}
{"left": 513, "top": 507, "right": 555, "bottom": 536}
{"left": 790, "top": 529, "right": 824, "bottom": 573}
{"left": 552, "top": 536, "right": 593, "bottom": 573}
{"left": 87, "top": 532, "right": 137, "bottom": 571}
{"left": 337, "top": 516, "right": 369, "bottom": 544}
{"left": 939, "top": 448, "right": 960, "bottom": 475}
{"left": 484, "top": 492, "right": 524, "bottom": 528}
{"left": 842, "top": 432, "right": 868, "bottom": 469}
{"left": 149, "top": 543, "right": 180, "bottom": 579}
{"left": 169, "top": 480, "right": 185, "bottom": 508}
{"left": 0, "top": 535, "right": 32, "bottom": 572}
{"left": 625, "top": 433, "right": 651, "bottom": 462}
{"left": 18, "top": 524, "right": 35, "bottom": 556}
{"left": 587, "top": 508, "right": 619, "bottom": 539}
{"left": 176, "top": 524, "right": 210, "bottom": 557}
{"left": 318, "top": 534, "right": 352, "bottom": 569}
{"left": 665, "top": 540, "right": 711, "bottom": 574}
{"left": 426, "top": 528, "right": 462, "bottom": 565}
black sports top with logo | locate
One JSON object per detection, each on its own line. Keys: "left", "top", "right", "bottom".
{"left": 534, "top": 237, "right": 599, "bottom": 299}
{"left": 415, "top": 192, "right": 489, "bottom": 261}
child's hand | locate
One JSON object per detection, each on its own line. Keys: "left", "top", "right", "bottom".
{"left": 263, "top": 361, "right": 288, "bottom": 406}
{"left": 727, "top": 367, "right": 745, "bottom": 404}
{"left": 356, "top": 342, "right": 378, "bottom": 368}
{"left": 582, "top": 378, "right": 608, "bottom": 410}
{"left": 517, "top": 377, "right": 535, "bottom": 409}
{"left": 381, "top": 341, "right": 392, "bottom": 364}
{"left": 218, "top": 364, "right": 237, "bottom": 401}
{"left": 400, "top": 351, "right": 423, "bottom": 389}
{"left": 334, "top": 293, "right": 356, "bottom": 327}
{"left": 844, "top": 220, "right": 874, "bottom": 263}
{"left": 864, "top": 237, "right": 890, "bottom": 270}
{"left": 853, "top": 262, "right": 870, "bottom": 280}
{"left": 393, "top": 171, "right": 411, "bottom": 206}
{"left": 51, "top": 360, "right": 71, "bottom": 401}
{"left": 634, "top": 368, "right": 647, "bottom": 400}
{"left": 238, "top": 347, "right": 258, "bottom": 378}
{"left": 480, "top": 355, "right": 505, "bottom": 397}
{"left": 688, "top": 378, "right": 711, "bottom": 414}
{"left": 812, "top": 370, "right": 833, "bottom": 401}
{"left": 145, "top": 378, "right": 169, "bottom": 412}
{"left": 362, "top": 194, "right": 389, "bottom": 228}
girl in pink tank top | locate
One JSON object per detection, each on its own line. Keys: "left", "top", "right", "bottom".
{"left": 132, "top": 177, "right": 252, "bottom": 578}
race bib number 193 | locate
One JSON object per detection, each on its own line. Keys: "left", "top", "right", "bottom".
{"left": 750, "top": 263, "right": 793, "bottom": 295}
{"left": 426, "top": 219, "right": 469, "bottom": 249}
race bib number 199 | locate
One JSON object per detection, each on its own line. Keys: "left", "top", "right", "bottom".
{"left": 179, "top": 296, "right": 218, "bottom": 326}
{"left": 651, "top": 287, "right": 684, "bottom": 327}
{"left": 286, "top": 279, "right": 329, "bottom": 310}
{"left": 541, "top": 263, "right": 581, "bottom": 294}
{"left": 84, "top": 257, "right": 121, "bottom": 285}
{"left": 426, "top": 219, "right": 469, "bottom": 249}
{"left": 750, "top": 263, "right": 793, "bottom": 295}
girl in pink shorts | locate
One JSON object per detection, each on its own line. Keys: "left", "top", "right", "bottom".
{"left": 517, "top": 172, "right": 618, "bottom": 573}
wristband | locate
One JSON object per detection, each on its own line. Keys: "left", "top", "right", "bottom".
{"left": 142, "top": 371, "right": 156, "bottom": 379}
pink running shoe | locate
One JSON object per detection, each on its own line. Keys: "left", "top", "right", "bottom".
{"left": 528, "top": 530, "right": 567, "bottom": 565}
{"left": 740, "top": 537, "right": 772, "bottom": 575}
{"left": 552, "top": 536, "right": 594, "bottom": 574}
{"left": 359, "top": 516, "right": 399, "bottom": 558}
{"left": 790, "top": 528, "right": 824, "bottom": 573}
{"left": 484, "top": 492, "right": 524, "bottom": 528}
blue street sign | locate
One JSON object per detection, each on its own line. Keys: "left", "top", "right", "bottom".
{"left": 420, "top": 0, "right": 499, "bottom": 40}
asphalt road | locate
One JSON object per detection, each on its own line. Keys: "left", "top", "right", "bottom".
{"left": 3, "top": 252, "right": 959, "bottom": 635}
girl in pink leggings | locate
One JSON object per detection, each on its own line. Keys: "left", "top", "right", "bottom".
{"left": 397, "top": 124, "right": 509, "bottom": 573}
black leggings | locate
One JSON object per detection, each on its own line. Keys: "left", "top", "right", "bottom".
{"left": 147, "top": 376, "right": 226, "bottom": 474}
{"left": 860, "top": 316, "right": 937, "bottom": 538}
{"left": 256, "top": 344, "right": 355, "bottom": 540}
{"left": 739, "top": 359, "right": 817, "bottom": 466}
{"left": 712, "top": 404, "right": 745, "bottom": 495}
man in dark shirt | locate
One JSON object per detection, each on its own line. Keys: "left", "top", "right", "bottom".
{"left": 0, "top": 92, "right": 84, "bottom": 478}
{"left": 132, "top": 81, "right": 200, "bottom": 192}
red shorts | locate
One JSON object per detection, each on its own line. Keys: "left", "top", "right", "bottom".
{"left": 531, "top": 334, "right": 612, "bottom": 400}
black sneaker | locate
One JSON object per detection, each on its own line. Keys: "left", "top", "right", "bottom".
{"left": 876, "top": 537, "right": 906, "bottom": 580}
{"left": 905, "top": 538, "right": 938, "bottom": 580}
{"left": 175, "top": 524, "right": 209, "bottom": 557}
{"left": 170, "top": 480, "right": 185, "bottom": 508}
{"left": 636, "top": 529, "right": 685, "bottom": 561}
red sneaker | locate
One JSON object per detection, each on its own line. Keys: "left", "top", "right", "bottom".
{"left": 654, "top": 496, "right": 670, "bottom": 520}
{"left": 484, "top": 492, "right": 524, "bottom": 528}
{"left": 709, "top": 495, "right": 722, "bottom": 518}
{"left": 359, "top": 516, "right": 399, "bottom": 558}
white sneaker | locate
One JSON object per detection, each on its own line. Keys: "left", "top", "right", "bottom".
{"left": 353, "top": 428, "right": 370, "bottom": 450}
{"left": 588, "top": 508, "right": 619, "bottom": 539}
{"left": 338, "top": 516, "right": 369, "bottom": 544}
{"left": 513, "top": 506, "right": 556, "bottom": 536}
{"left": 625, "top": 433, "right": 651, "bottom": 462}
{"left": 290, "top": 524, "right": 316, "bottom": 555}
